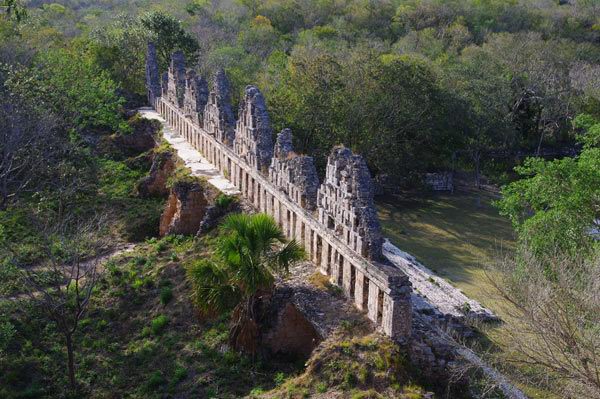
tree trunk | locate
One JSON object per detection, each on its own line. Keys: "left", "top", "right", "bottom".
{"left": 65, "top": 333, "right": 76, "bottom": 392}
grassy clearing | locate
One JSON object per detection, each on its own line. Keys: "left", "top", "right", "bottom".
{"left": 377, "top": 187, "right": 515, "bottom": 313}
{"left": 377, "top": 188, "right": 562, "bottom": 399}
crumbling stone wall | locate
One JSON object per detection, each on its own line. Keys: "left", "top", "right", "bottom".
{"left": 234, "top": 86, "right": 273, "bottom": 172}
{"left": 183, "top": 70, "right": 209, "bottom": 127}
{"left": 145, "top": 42, "right": 161, "bottom": 103}
{"left": 203, "top": 69, "right": 236, "bottom": 145}
{"left": 317, "top": 146, "right": 384, "bottom": 261}
{"left": 165, "top": 51, "right": 186, "bottom": 108}
{"left": 269, "top": 129, "right": 319, "bottom": 210}
{"left": 159, "top": 181, "right": 208, "bottom": 236}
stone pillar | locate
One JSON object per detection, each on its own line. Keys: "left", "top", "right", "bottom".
{"left": 331, "top": 251, "right": 340, "bottom": 285}
{"left": 304, "top": 227, "right": 312, "bottom": 259}
{"left": 320, "top": 242, "right": 330, "bottom": 275}
{"left": 382, "top": 290, "right": 412, "bottom": 340}
{"left": 354, "top": 271, "right": 366, "bottom": 310}
{"left": 367, "top": 281, "right": 380, "bottom": 323}
{"left": 342, "top": 259, "right": 353, "bottom": 296}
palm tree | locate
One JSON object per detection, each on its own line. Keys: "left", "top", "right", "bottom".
{"left": 187, "top": 213, "right": 305, "bottom": 354}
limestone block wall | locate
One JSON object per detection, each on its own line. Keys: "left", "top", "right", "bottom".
{"left": 145, "top": 48, "right": 412, "bottom": 340}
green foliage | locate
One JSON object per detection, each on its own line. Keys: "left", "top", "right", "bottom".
{"left": 187, "top": 213, "right": 304, "bottom": 315}
{"left": 0, "top": 319, "right": 16, "bottom": 353}
{"left": 38, "top": 47, "right": 126, "bottom": 133}
{"left": 160, "top": 286, "right": 173, "bottom": 305}
{"left": 151, "top": 315, "right": 169, "bottom": 335}
{"left": 498, "top": 114, "right": 600, "bottom": 260}
{"left": 141, "top": 11, "right": 199, "bottom": 71}
{"left": 215, "top": 193, "right": 236, "bottom": 209}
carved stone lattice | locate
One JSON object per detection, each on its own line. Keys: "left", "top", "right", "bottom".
{"left": 234, "top": 85, "right": 274, "bottom": 172}
{"left": 183, "top": 70, "right": 209, "bottom": 126}
{"left": 317, "top": 146, "right": 383, "bottom": 260}
{"left": 203, "top": 69, "right": 236, "bottom": 145}
{"left": 269, "top": 129, "right": 319, "bottom": 210}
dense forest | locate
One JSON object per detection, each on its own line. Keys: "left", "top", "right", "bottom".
{"left": 1, "top": 0, "right": 600, "bottom": 398}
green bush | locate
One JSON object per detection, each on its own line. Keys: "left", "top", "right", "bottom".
{"left": 145, "top": 371, "right": 165, "bottom": 391}
{"left": 160, "top": 286, "right": 173, "bottom": 305}
{"left": 151, "top": 315, "right": 169, "bottom": 335}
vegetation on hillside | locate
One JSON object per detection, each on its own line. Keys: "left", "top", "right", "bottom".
{"left": 1, "top": 0, "right": 600, "bottom": 398}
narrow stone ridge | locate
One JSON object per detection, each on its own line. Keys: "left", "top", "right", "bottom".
{"left": 145, "top": 49, "right": 412, "bottom": 341}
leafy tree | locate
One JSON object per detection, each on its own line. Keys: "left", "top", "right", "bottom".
{"left": 39, "top": 48, "right": 126, "bottom": 133}
{"left": 141, "top": 11, "right": 199, "bottom": 71}
{"left": 497, "top": 114, "right": 600, "bottom": 260}
{"left": 0, "top": 0, "right": 27, "bottom": 22}
{"left": 187, "top": 213, "right": 304, "bottom": 354}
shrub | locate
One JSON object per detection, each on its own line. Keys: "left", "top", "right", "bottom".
{"left": 160, "top": 286, "right": 173, "bottom": 305}
{"left": 274, "top": 372, "right": 286, "bottom": 386}
{"left": 151, "top": 315, "right": 169, "bottom": 335}
{"left": 145, "top": 371, "right": 165, "bottom": 391}
{"left": 215, "top": 193, "right": 236, "bottom": 209}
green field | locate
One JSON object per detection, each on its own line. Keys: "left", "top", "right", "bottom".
{"left": 377, "top": 187, "right": 515, "bottom": 313}
{"left": 377, "top": 188, "right": 563, "bottom": 398}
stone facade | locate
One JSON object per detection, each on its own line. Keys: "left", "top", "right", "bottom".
{"left": 317, "top": 147, "right": 384, "bottom": 261}
{"left": 269, "top": 129, "right": 319, "bottom": 210}
{"left": 203, "top": 69, "right": 236, "bottom": 145}
{"left": 145, "top": 42, "right": 161, "bottom": 103}
{"left": 183, "top": 70, "right": 209, "bottom": 126}
{"left": 234, "top": 86, "right": 273, "bottom": 172}
{"left": 165, "top": 51, "right": 186, "bottom": 108}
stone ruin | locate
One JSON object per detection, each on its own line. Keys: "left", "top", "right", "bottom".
{"left": 269, "top": 129, "right": 319, "bottom": 210}
{"left": 145, "top": 42, "right": 161, "bottom": 103}
{"left": 164, "top": 50, "right": 186, "bottom": 108}
{"left": 145, "top": 49, "right": 412, "bottom": 341}
{"left": 234, "top": 86, "right": 274, "bottom": 172}
{"left": 203, "top": 69, "right": 236, "bottom": 146}
{"left": 317, "top": 146, "right": 384, "bottom": 261}
{"left": 183, "top": 70, "right": 209, "bottom": 126}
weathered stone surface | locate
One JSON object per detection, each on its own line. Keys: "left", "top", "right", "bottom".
{"left": 269, "top": 129, "right": 319, "bottom": 210}
{"left": 137, "top": 151, "right": 176, "bottom": 198}
{"left": 234, "top": 85, "right": 273, "bottom": 172}
{"left": 183, "top": 70, "right": 209, "bottom": 126}
{"left": 262, "top": 301, "right": 321, "bottom": 359}
{"left": 165, "top": 51, "right": 186, "bottom": 108}
{"left": 203, "top": 69, "right": 236, "bottom": 145}
{"left": 317, "top": 146, "right": 384, "bottom": 261}
{"left": 159, "top": 181, "right": 208, "bottom": 236}
{"left": 145, "top": 42, "right": 161, "bottom": 102}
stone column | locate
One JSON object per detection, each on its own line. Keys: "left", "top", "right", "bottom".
{"left": 331, "top": 251, "right": 340, "bottom": 285}
{"left": 382, "top": 289, "right": 412, "bottom": 340}
{"left": 354, "top": 271, "right": 366, "bottom": 310}
{"left": 320, "top": 242, "right": 330, "bottom": 275}
{"left": 342, "top": 259, "right": 353, "bottom": 296}
{"left": 367, "top": 281, "right": 380, "bottom": 323}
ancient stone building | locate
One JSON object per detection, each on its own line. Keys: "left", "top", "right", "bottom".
{"left": 317, "top": 146, "right": 384, "bottom": 261}
{"left": 203, "top": 69, "right": 236, "bottom": 145}
{"left": 183, "top": 70, "right": 209, "bottom": 126}
{"left": 147, "top": 50, "right": 413, "bottom": 341}
{"left": 145, "top": 42, "right": 161, "bottom": 103}
{"left": 269, "top": 129, "right": 319, "bottom": 210}
{"left": 165, "top": 51, "right": 186, "bottom": 108}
